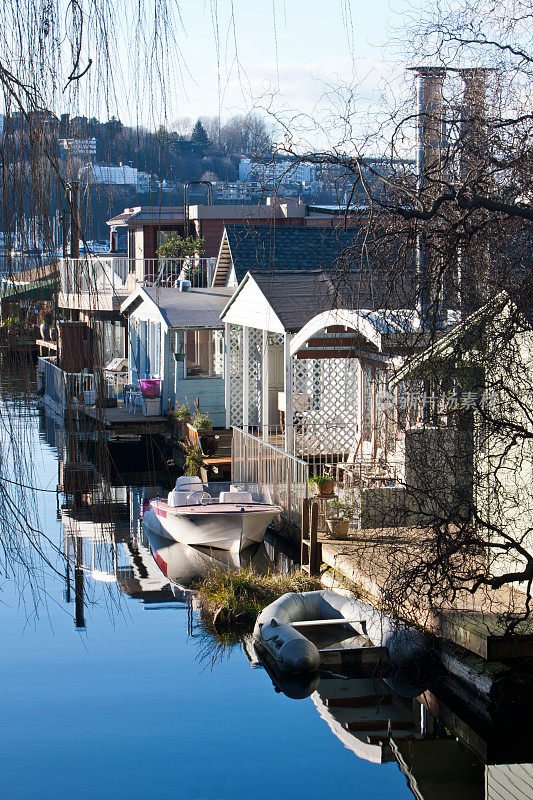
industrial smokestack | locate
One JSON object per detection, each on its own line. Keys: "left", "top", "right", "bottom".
{"left": 458, "top": 68, "right": 491, "bottom": 312}
{"left": 459, "top": 68, "right": 489, "bottom": 179}
{"left": 411, "top": 67, "right": 447, "bottom": 190}
{"left": 409, "top": 67, "right": 447, "bottom": 323}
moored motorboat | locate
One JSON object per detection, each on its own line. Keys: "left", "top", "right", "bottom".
{"left": 143, "top": 477, "right": 282, "bottom": 551}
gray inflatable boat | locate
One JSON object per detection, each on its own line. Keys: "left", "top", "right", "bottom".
{"left": 254, "top": 590, "right": 427, "bottom": 674}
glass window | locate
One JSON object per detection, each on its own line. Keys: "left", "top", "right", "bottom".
{"left": 155, "top": 227, "right": 183, "bottom": 253}
{"left": 185, "top": 329, "right": 223, "bottom": 378}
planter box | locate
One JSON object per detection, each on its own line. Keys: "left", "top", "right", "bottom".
{"left": 142, "top": 397, "right": 161, "bottom": 417}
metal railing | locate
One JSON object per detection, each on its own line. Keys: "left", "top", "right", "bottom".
{"left": 60, "top": 256, "right": 216, "bottom": 294}
{"left": 38, "top": 356, "right": 95, "bottom": 414}
{"left": 231, "top": 426, "right": 308, "bottom": 529}
{"left": 60, "top": 256, "right": 129, "bottom": 295}
{"left": 143, "top": 257, "right": 216, "bottom": 288}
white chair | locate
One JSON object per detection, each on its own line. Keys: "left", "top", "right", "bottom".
{"left": 125, "top": 385, "right": 142, "bottom": 413}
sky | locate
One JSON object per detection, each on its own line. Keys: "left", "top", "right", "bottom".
{"left": 105, "top": 0, "right": 424, "bottom": 148}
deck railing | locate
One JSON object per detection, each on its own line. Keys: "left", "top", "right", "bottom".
{"left": 38, "top": 356, "right": 95, "bottom": 414}
{"left": 231, "top": 426, "right": 308, "bottom": 529}
{"left": 60, "top": 256, "right": 216, "bottom": 295}
{"left": 143, "top": 257, "right": 216, "bottom": 288}
{"left": 60, "top": 256, "right": 129, "bottom": 296}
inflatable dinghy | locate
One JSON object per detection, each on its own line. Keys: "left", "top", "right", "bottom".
{"left": 254, "top": 590, "right": 427, "bottom": 674}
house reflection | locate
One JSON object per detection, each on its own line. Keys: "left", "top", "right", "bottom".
{"left": 305, "top": 671, "right": 533, "bottom": 799}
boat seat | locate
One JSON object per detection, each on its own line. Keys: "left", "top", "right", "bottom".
{"left": 167, "top": 490, "right": 193, "bottom": 507}
{"left": 219, "top": 491, "right": 253, "bottom": 504}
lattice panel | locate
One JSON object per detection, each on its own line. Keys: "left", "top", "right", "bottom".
{"left": 292, "top": 356, "right": 360, "bottom": 455}
{"left": 229, "top": 324, "right": 243, "bottom": 427}
{"left": 247, "top": 327, "right": 263, "bottom": 427}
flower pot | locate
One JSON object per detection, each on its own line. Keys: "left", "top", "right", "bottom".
{"left": 326, "top": 518, "right": 350, "bottom": 539}
{"left": 313, "top": 479, "right": 334, "bottom": 497}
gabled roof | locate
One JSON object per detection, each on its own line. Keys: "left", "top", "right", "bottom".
{"left": 221, "top": 270, "right": 345, "bottom": 332}
{"left": 121, "top": 286, "right": 233, "bottom": 329}
{"left": 213, "top": 224, "right": 367, "bottom": 286}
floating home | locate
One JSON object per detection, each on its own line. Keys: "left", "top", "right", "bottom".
{"left": 120, "top": 284, "right": 233, "bottom": 423}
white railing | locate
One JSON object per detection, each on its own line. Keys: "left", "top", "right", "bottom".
{"left": 60, "top": 256, "right": 216, "bottom": 294}
{"left": 60, "top": 256, "right": 129, "bottom": 296}
{"left": 143, "top": 257, "right": 216, "bottom": 288}
{"left": 231, "top": 426, "right": 309, "bottom": 529}
{"left": 39, "top": 356, "right": 95, "bottom": 414}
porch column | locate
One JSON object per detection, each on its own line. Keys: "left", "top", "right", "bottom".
{"left": 224, "top": 322, "right": 231, "bottom": 429}
{"left": 284, "top": 332, "right": 294, "bottom": 454}
{"left": 243, "top": 325, "right": 250, "bottom": 431}
{"left": 262, "top": 329, "right": 269, "bottom": 441}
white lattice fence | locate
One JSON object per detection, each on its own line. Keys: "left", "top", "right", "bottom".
{"left": 292, "top": 356, "right": 360, "bottom": 455}
{"left": 229, "top": 324, "right": 243, "bottom": 427}
{"left": 247, "top": 327, "right": 263, "bottom": 427}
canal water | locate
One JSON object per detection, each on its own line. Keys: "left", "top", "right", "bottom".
{"left": 1, "top": 363, "right": 532, "bottom": 800}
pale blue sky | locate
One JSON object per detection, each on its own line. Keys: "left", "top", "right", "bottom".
{"left": 108, "top": 0, "right": 423, "bottom": 146}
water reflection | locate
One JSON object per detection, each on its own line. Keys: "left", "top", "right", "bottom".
{"left": 27, "top": 403, "right": 533, "bottom": 799}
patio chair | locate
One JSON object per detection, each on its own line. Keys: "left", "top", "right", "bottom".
{"left": 324, "top": 435, "right": 363, "bottom": 485}
{"left": 124, "top": 384, "right": 142, "bottom": 413}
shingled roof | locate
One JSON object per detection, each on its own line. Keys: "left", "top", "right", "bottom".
{"left": 213, "top": 224, "right": 366, "bottom": 286}
{"left": 250, "top": 270, "right": 342, "bottom": 331}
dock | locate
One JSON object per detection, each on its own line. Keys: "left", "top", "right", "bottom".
{"left": 318, "top": 527, "right": 533, "bottom": 660}
{"left": 75, "top": 399, "right": 170, "bottom": 436}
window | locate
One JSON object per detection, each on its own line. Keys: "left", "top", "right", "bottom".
{"left": 185, "top": 329, "right": 224, "bottom": 378}
{"left": 155, "top": 227, "right": 183, "bottom": 253}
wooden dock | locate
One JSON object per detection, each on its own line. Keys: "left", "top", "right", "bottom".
{"left": 319, "top": 529, "right": 533, "bottom": 660}
{"left": 75, "top": 400, "right": 170, "bottom": 436}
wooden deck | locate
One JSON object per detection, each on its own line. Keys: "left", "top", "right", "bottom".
{"left": 75, "top": 399, "right": 170, "bottom": 435}
{"left": 319, "top": 528, "right": 533, "bottom": 660}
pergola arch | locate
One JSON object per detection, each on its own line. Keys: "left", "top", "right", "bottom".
{"left": 290, "top": 309, "right": 383, "bottom": 357}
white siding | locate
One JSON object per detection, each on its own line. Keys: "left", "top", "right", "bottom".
{"left": 222, "top": 276, "right": 285, "bottom": 333}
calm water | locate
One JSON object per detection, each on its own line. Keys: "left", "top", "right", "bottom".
{"left": 1, "top": 364, "right": 531, "bottom": 800}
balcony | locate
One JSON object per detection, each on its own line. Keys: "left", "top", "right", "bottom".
{"left": 59, "top": 255, "right": 217, "bottom": 311}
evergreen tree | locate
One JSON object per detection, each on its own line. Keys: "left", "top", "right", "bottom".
{"left": 190, "top": 119, "right": 210, "bottom": 148}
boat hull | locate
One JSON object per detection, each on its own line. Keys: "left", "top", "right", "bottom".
{"left": 145, "top": 500, "right": 281, "bottom": 551}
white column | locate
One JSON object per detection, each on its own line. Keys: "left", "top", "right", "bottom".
{"left": 284, "top": 332, "right": 294, "bottom": 454}
{"left": 224, "top": 322, "right": 231, "bottom": 429}
{"left": 242, "top": 325, "right": 250, "bottom": 431}
{"left": 262, "top": 329, "right": 270, "bottom": 441}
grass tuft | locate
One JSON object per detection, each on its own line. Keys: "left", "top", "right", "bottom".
{"left": 195, "top": 568, "right": 321, "bottom": 623}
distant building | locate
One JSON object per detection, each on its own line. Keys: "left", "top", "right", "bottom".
{"left": 239, "top": 157, "right": 318, "bottom": 187}
{"left": 59, "top": 137, "right": 97, "bottom": 160}
{"left": 80, "top": 163, "right": 151, "bottom": 192}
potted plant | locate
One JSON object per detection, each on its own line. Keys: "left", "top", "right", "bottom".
{"left": 325, "top": 500, "right": 353, "bottom": 539}
{"left": 183, "top": 440, "right": 204, "bottom": 478}
{"left": 190, "top": 410, "right": 219, "bottom": 457}
{"left": 308, "top": 474, "right": 335, "bottom": 497}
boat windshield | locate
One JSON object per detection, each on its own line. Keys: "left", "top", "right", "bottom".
{"left": 194, "top": 482, "right": 274, "bottom": 505}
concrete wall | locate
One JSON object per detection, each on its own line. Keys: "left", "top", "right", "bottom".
{"left": 360, "top": 425, "right": 474, "bottom": 529}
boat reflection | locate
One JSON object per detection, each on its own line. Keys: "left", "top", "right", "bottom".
{"left": 144, "top": 525, "right": 295, "bottom": 592}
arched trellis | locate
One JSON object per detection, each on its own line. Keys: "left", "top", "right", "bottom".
{"left": 224, "top": 307, "right": 408, "bottom": 462}
{"left": 288, "top": 309, "right": 392, "bottom": 459}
